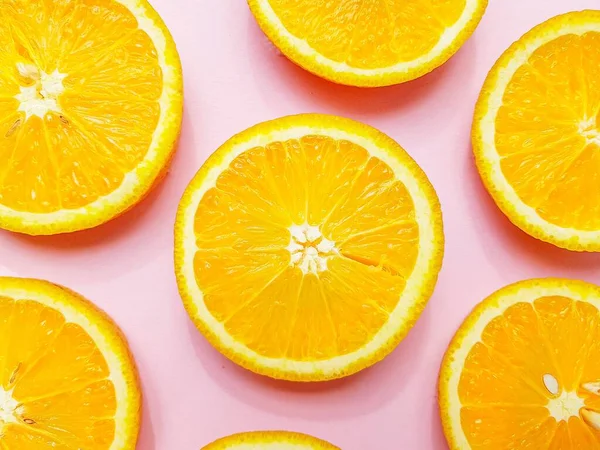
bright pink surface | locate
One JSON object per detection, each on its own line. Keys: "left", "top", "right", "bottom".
{"left": 1, "top": 1, "right": 600, "bottom": 448}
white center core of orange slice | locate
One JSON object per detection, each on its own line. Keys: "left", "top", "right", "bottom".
{"left": 287, "top": 224, "right": 338, "bottom": 274}
{"left": 579, "top": 117, "right": 600, "bottom": 146}
{"left": 0, "top": 388, "right": 18, "bottom": 424}
{"left": 15, "top": 63, "right": 66, "bottom": 120}
{"left": 547, "top": 390, "right": 585, "bottom": 421}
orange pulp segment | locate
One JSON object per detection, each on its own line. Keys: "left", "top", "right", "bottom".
{"left": 0, "top": 0, "right": 182, "bottom": 234}
{"left": 0, "top": 277, "right": 140, "bottom": 449}
{"left": 440, "top": 279, "right": 600, "bottom": 449}
{"left": 175, "top": 114, "right": 444, "bottom": 381}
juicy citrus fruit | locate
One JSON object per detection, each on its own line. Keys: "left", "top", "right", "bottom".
{"left": 247, "top": 0, "right": 487, "bottom": 87}
{"left": 175, "top": 114, "right": 444, "bottom": 381}
{"left": 473, "top": 11, "right": 600, "bottom": 251}
{"left": 0, "top": 277, "right": 140, "bottom": 449}
{"left": 202, "top": 431, "right": 339, "bottom": 450}
{"left": 439, "top": 278, "right": 600, "bottom": 449}
{"left": 0, "top": 0, "right": 183, "bottom": 235}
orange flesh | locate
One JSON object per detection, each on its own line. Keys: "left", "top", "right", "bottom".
{"left": 496, "top": 32, "right": 600, "bottom": 230}
{"left": 458, "top": 296, "right": 600, "bottom": 448}
{"left": 0, "top": 296, "right": 115, "bottom": 449}
{"left": 0, "top": 0, "right": 162, "bottom": 213}
{"left": 193, "top": 136, "right": 419, "bottom": 360}
{"left": 266, "top": 0, "right": 466, "bottom": 69}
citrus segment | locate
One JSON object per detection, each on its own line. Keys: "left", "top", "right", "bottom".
{"left": 0, "top": 0, "right": 183, "bottom": 234}
{"left": 202, "top": 431, "right": 340, "bottom": 449}
{"left": 175, "top": 114, "right": 444, "bottom": 381}
{"left": 247, "top": 0, "right": 487, "bottom": 86}
{"left": 0, "top": 277, "right": 140, "bottom": 449}
{"left": 474, "top": 11, "right": 600, "bottom": 250}
{"left": 440, "top": 279, "right": 600, "bottom": 449}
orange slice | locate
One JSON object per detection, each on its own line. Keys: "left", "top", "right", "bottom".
{"left": 202, "top": 431, "right": 339, "bottom": 449}
{"left": 473, "top": 11, "right": 600, "bottom": 251}
{"left": 175, "top": 114, "right": 444, "bottom": 381}
{"left": 0, "top": 0, "right": 183, "bottom": 235}
{"left": 0, "top": 277, "right": 140, "bottom": 449}
{"left": 247, "top": 0, "right": 488, "bottom": 87}
{"left": 439, "top": 278, "right": 600, "bottom": 449}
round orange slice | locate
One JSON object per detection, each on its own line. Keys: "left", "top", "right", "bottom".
{"left": 175, "top": 114, "right": 444, "bottom": 381}
{"left": 439, "top": 278, "right": 600, "bottom": 449}
{"left": 0, "top": 277, "right": 140, "bottom": 449}
{"left": 247, "top": 0, "right": 488, "bottom": 87}
{"left": 474, "top": 11, "right": 600, "bottom": 251}
{"left": 202, "top": 431, "right": 340, "bottom": 449}
{"left": 0, "top": 0, "right": 183, "bottom": 235}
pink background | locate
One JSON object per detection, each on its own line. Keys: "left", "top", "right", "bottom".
{"left": 1, "top": 0, "right": 600, "bottom": 448}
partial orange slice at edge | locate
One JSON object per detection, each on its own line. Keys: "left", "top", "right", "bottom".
{"left": 0, "top": 277, "right": 140, "bottom": 450}
{"left": 248, "top": 0, "right": 488, "bottom": 86}
{"left": 175, "top": 114, "right": 444, "bottom": 381}
{"left": 202, "top": 431, "right": 340, "bottom": 450}
{"left": 0, "top": 0, "right": 183, "bottom": 235}
{"left": 440, "top": 278, "right": 600, "bottom": 449}
{"left": 473, "top": 10, "right": 600, "bottom": 251}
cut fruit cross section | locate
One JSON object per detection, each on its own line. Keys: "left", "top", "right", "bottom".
{"left": 247, "top": 0, "right": 488, "bottom": 86}
{"left": 175, "top": 114, "right": 444, "bottom": 381}
{"left": 0, "top": 277, "right": 140, "bottom": 450}
{"left": 474, "top": 11, "right": 600, "bottom": 251}
{"left": 0, "top": 0, "right": 183, "bottom": 235}
{"left": 202, "top": 431, "right": 340, "bottom": 449}
{"left": 440, "top": 278, "right": 600, "bottom": 449}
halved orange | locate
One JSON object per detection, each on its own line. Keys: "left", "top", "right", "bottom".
{"left": 0, "top": 0, "right": 183, "bottom": 235}
{"left": 0, "top": 277, "right": 140, "bottom": 449}
{"left": 440, "top": 278, "right": 600, "bottom": 449}
{"left": 247, "top": 0, "right": 488, "bottom": 87}
{"left": 175, "top": 114, "right": 444, "bottom": 381}
{"left": 474, "top": 11, "right": 600, "bottom": 251}
{"left": 202, "top": 431, "right": 339, "bottom": 450}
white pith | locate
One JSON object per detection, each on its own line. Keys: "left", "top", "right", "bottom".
{"left": 0, "top": 387, "right": 18, "bottom": 426}
{"left": 547, "top": 390, "right": 585, "bottom": 422}
{"left": 15, "top": 64, "right": 66, "bottom": 120}
{"left": 287, "top": 224, "right": 338, "bottom": 274}
{"left": 543, "top": 373, "right": 589, "bottom": 422}
{"left": 579, "top": 117, "right": 600, "bottom": 146}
